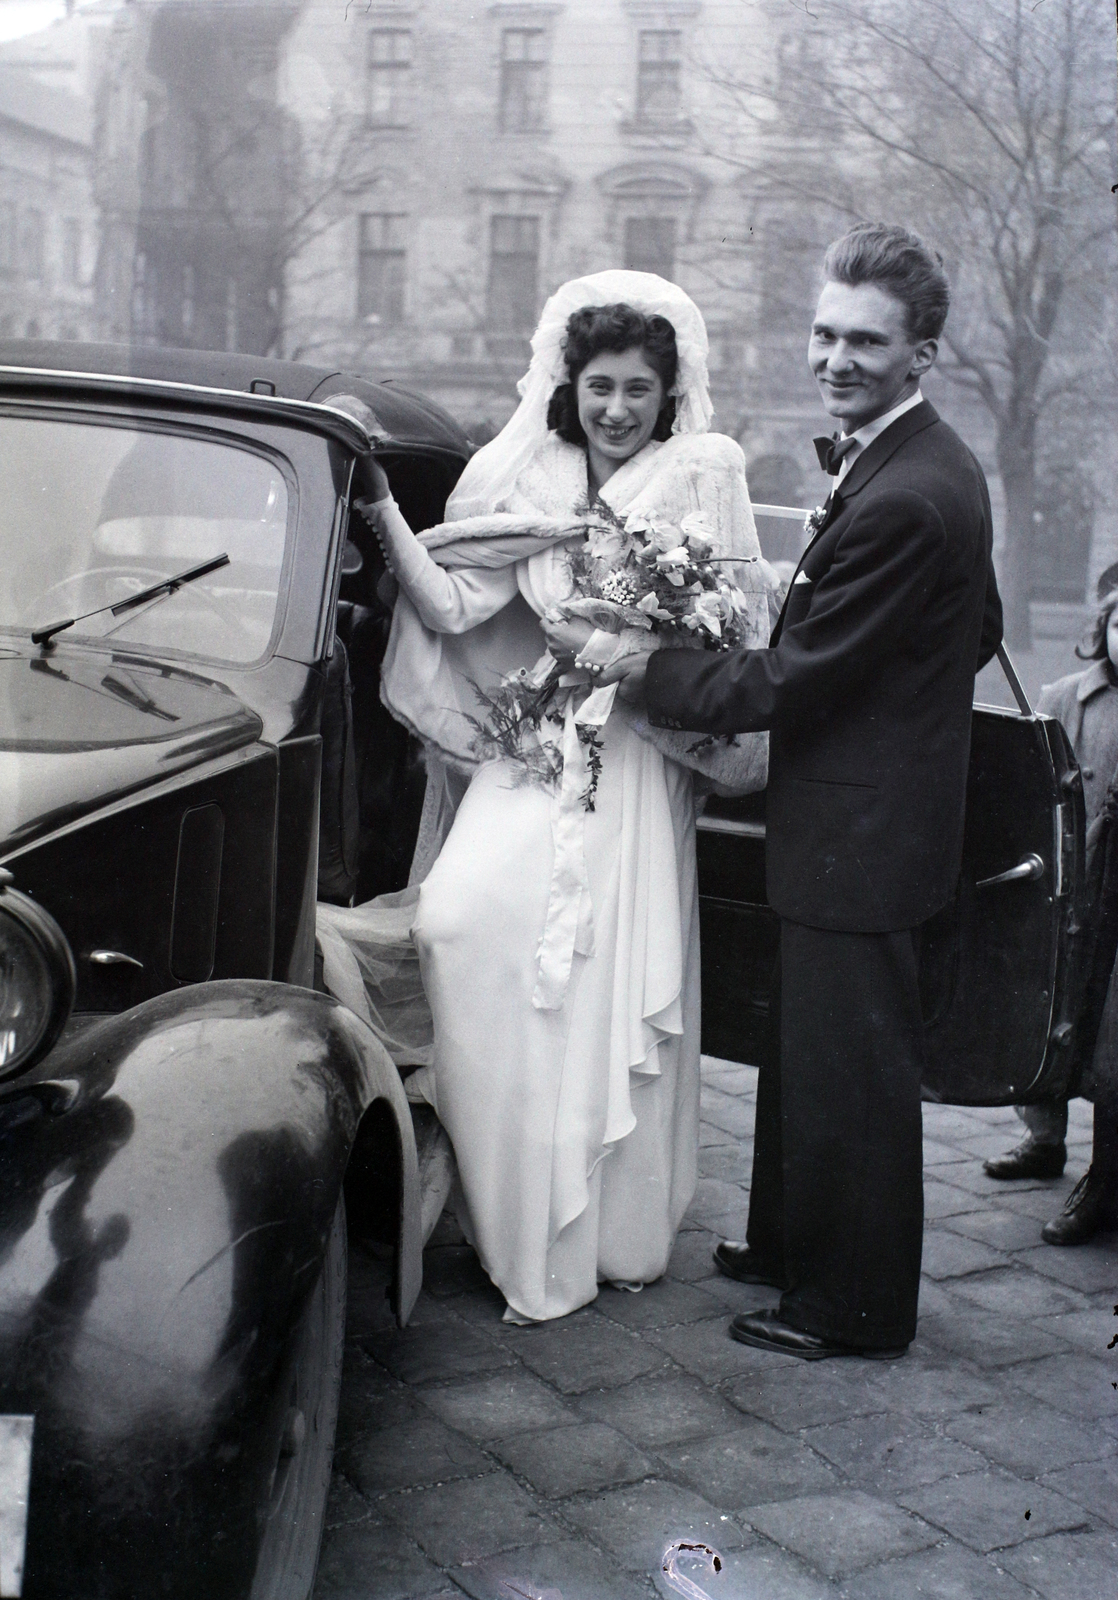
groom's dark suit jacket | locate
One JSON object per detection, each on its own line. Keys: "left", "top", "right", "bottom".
{"left": 647, "top": 400, "right": 1003, "bottom": 932}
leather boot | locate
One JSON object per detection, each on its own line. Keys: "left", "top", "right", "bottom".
{"left": 984, "top": 1138, "right": 1066, "bottom": 1180}
{"left": 1041, "top": 1166, "right": 1118, "bottom": 1246}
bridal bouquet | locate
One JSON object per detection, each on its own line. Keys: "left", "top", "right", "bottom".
{"left": 467, "top": 506, "right": 757, "bottom": 809}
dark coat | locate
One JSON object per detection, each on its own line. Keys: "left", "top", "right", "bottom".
{"left": 647, "top": 400, "right": 1003, "bottom": 933}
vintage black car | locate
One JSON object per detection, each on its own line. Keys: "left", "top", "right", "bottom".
{"left": 0, "top": 341, "right": 1087, "bottom": 1600}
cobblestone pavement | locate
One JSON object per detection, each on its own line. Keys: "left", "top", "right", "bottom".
{"left": 313, "top": 1059, "right": 1117, "bottom": 1600}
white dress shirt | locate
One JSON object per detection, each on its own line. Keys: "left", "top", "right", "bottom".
{"left": 835, "top": 388, "right": 924, "bottom": 487}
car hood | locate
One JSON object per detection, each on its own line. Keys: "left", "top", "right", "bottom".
{"left": 0, "top": 645, "right": 263, "bottom": 853}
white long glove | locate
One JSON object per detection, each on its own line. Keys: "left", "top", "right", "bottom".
{"left": 356, "top": 495, "right": 516, "bottom": 634}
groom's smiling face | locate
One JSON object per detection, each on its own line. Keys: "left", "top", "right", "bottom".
{"left": 809, "top": 280, "right": 937, "bottom": 435}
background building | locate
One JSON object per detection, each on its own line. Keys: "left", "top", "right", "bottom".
{"left": 8, "top": 0, "right": 1116, "bottom": 640}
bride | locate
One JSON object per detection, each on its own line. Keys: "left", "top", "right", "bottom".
{"left": 358, "top": 271, "right": 767, "bottom": 1322}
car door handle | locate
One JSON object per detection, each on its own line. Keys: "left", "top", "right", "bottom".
{"left": 88, "top": 949, "right": 144, "bottom": 970}
{"left": 976, "top": 853, "right": 1045, "bottom": 889}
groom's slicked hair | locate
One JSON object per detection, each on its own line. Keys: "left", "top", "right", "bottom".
{"left": 547, "top": 302, "right": 678, "bottom": 444}
{"left": 822, "top": 223, "right": 950, "bottom": 342}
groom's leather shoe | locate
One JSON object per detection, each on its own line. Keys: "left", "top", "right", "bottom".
{"left": 713, "top": 1241, "right": 784, "bottom": 1288}
{"left": 729, "top": 1308, "right": 908, "bottom": 1362}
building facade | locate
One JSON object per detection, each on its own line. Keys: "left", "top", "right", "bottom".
{"left": 0, "top": 65, "right": 97, "bottom": 340}
{"left": 278, "top": 0, "right": 775, "bottom": 451}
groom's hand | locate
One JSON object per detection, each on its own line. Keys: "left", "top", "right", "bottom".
{"left": 600, "top": 652, "right": 650, "bottom": 704}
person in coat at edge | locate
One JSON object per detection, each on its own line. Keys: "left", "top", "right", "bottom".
{"left": 983, "top": 574, "right": 1118, "bottom": 1245}
{"left": 602, "top": 223, "right": 1004, "bottom": 1359}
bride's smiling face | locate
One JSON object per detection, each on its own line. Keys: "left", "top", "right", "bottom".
{"left": 576, "top": 347, "right": 665, "bottom": 476}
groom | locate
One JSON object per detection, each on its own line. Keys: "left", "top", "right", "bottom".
{"left": 604, "top": 223, "right": 1002, "bottom": 1358}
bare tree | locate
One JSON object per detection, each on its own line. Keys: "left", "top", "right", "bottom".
{"left": 695, "top": 0, "right": 1117, "bottom": 647}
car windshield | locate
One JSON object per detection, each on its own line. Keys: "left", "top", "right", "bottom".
{"left": 0, "top": 416, "right": 290, "bottom": 665}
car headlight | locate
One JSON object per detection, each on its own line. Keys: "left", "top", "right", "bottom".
{"left": 0, "top": 878, "right": 76, "bottom": 1079}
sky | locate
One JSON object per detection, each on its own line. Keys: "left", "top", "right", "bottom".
{"left": 0, "top": 1, "right": 86, "bottom": 45}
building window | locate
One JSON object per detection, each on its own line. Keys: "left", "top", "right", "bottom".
{"left": 62, "top": 219, "right": 81, "bottom": 285}
{"left": 358, "top": 213, "right": 407, "bottom": 324}
{"left": 500, "top": 29, "right": 548, "bottom": 132}
{"left": 486, "top": 214, "right": 539, "bottom": 332}
{"left": 22, "top": 210, "right": 44, "bottom": 281}
{"left": 624, "top": 216, "right": 676, "bottom": 280}
{"left": 636, "top": 30, "right": 682, "bottom": 121}
{"left": 367, "top": 29, "right": 412, "bottom": 127}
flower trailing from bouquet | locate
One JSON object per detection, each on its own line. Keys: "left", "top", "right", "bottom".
{"left": 468, "top": 506, "right": 757, "bottom": 806}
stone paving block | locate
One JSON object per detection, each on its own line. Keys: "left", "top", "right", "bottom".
{"left": 835, "top": 1541, "right": 1037, "bottom": 1599}
{"left": 920, "top": 1232, "right": 1010, "bottom": 1280}
{"left": 364, "top": 1314, "right": 516, "bottom": 1386}
{"left": 383, "top": 1471, "right": 564, "bottom": 1566}
{"left": 688, "top": 1177, "right": 752, "bottom": 1227}
{"left": 313, "top": 1515, "right": 450, "bottom": 1600}
{"left": 344, "top": 1418, "right": 492, "bottom": 1495}
{"left": 657, "top": 1420, "right": 837, "bottom": 1508}
{"left": 1039, "top": 1456, "right": 1118, "bottom": 1526}
{"left": 725, "top": 1357, "right": 886, "bottom": 1431}
{"left": 646, "top": 1314, "right": 798, "bottom": 1382}
{"left": 334, "top": 1347, "right": 421, "bottom": 1447}
{"left": 697, "top": 1096, "right": 754, "bottom": 1138}
{"left": 491, "top": 1420, "right": 652, "bottom": 1497}
{"left": 945, "top": 1397, "right": 1116, "bottom": 1476}
{"left": 699, "top": 1143, "right": 750, "bottom": 1183}
{"left": 1014, "top": 1240, "right": 1118, "bottom": 1293}
{"left": 700, "top": 1119, "right": 739, "bottom": 1147}
{"left": 943, "top": 1208, "right": 1054, "bottom": 1252}
{"left": 659, "top": 1543, "right": 837, "bottom": 1600}
{"left": 1008, "top": 1351, "right": 1118, "bottom": 1418}
{"left": 803, "top": 1412, "right": 988, "bottom": 1492}
{"left": 563, "top": 1478, "right": 749, "bottom": 1570}
{"left": 995, "top": 1184, "right": 1078, "bottom": 1221}
{"left": 744, "top": 1490, "right": 938, "bottom": 1578}
{"left": 997, "top": 1530, "right": 1118, "bottom": 1600}
{"left": 700, "top": 1272, "right": 785, "bottom": 1314}
{"left": 1034, "top": 1304, "right": 1118, "bottom": 1356}
{"left": 948, "top": 1267, "right": 1086, "bottom": 1320}
{"left": 939, "top": 1162, "right": 1068, "bottom": 1198}
{"left": 899, "top": 1468, "right": 1089, "bottom": 1553}
{"left": 500, "top": 1311, "right": 668, "bottom": 1393}
{"left": 664, "top": 1228, "right": 721, "bottom": 1282}
{"left": 924, "top": 1106, "right": 995, "bottom": 1138}
{"left": 323, "top": 1475, "right": 375, "bottom": 1531}
{"left": 422, "top": 1243, "right": 494, "bottom": 1298}
{"left": 923, "top": 1138, "right": 970, "bottom": 1165}
{"left": 922, "top": 1182, "right": 983, "bottom": 1221}
{"left": 575, "top": 1370, "right": 748, "bottom": 1450}
{"left": 450, "top": 1536, "right": 652, "bottom": 1600}
{"left": 419, "top": 1371, "right": 576, "bottom": 1439}
{"left": 860, "top": 1354, "right": 1002, "bottom": 1420}
{"left": 594, "top": 1278, "right": 725, "bottom": 1331}
{"left": 916, "top": 1307, "right": 1071, "bottom": 1368}
{"left": 448, "top": 1283, "right": 515, "bottom": 1327}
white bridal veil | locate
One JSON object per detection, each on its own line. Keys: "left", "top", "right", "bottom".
{"left": 446, "top": 269, "right": 715, "bottom": 519}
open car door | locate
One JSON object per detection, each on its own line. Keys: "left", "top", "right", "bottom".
{"left": 696, "top": 542, "right": 1087, "bottom": 1106}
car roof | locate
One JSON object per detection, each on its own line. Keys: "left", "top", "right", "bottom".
{"left": 0, "top": 339, "right": 473, "bottom": 460}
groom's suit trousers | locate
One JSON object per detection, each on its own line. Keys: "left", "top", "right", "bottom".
{"left": 746, "top": 918, "right": 926, "bottom": 1350}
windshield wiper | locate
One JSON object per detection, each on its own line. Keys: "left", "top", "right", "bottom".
{"left": 31, "top": 554, "right": 231, "bottom": 647}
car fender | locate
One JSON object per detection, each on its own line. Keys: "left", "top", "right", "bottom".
{"left": 0, "top": 979, "right": 420, "bottom": 1600}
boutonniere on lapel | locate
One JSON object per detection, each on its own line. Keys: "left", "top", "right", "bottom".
{"left": 804, "top": 505, "right": 829, "bottom": 539}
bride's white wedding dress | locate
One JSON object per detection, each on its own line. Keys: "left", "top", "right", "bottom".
{"left": 377, "top": 431, "right": 767, "bottom": 1322}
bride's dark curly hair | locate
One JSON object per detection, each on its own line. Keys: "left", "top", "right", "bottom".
{"left": 546, "top": 303, "right": 678, "bottom": 444}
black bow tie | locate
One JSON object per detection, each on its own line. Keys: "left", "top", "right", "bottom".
{"left": 814, "top": 433, "right": 860, "bottom": 475}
